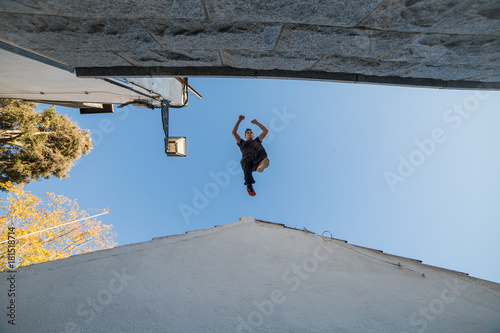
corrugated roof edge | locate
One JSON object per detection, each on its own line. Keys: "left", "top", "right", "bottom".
{"left": 6, "top": 216, "right": 495, "bottom": 284}
{"left": 253, "top": 218, "right": 480, "bottom": 278}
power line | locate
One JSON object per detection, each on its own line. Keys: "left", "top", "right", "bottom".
{"left": 0, "top": 211, "right": 110, "bottom": 244}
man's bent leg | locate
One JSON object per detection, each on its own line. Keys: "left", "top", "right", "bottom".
{"left": 255, "top": 148, "right": 268, "bottom": 165}
{"left": 256, "top": 158, "right": 269, "bottom": 173}
{"left": 255, "top": 149, "right": 269, "bottom": 173}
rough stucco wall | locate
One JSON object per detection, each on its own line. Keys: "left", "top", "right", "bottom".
{"left": 0, "top": 0, "right": 499, "bottom": 88}
{"left": 1, "top": 217, "right": 499, "bottom": 333}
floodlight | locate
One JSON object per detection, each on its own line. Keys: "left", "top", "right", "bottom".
{"left": 165, "top": 137, "right": 186, "bottom": 157}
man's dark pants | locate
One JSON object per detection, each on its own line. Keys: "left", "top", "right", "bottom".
{"left": 241, "top": 150, "right": 267, "bottom": 186}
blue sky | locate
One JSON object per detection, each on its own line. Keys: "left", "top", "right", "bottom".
{"left": 7, "top": 78, "right": 500, "bottom": 283}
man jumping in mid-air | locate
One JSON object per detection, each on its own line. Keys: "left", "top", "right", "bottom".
{"left": 232, "top": 115, "right": 270, "bottom": 196}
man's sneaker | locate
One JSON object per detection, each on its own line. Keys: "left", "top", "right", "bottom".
{"left": 246, "top": 185, "right": 256, "bottom": 197}
{"left": 257, "top": 158, "right": 269, "bottom": 173}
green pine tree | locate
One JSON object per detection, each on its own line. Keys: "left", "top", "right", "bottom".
{"left": 0, "top": 99, "right": 92, "bottom": 187}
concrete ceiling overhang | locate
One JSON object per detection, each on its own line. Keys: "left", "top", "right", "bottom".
{"left": 1, "top": 0, "right": 499, "bottom": 90}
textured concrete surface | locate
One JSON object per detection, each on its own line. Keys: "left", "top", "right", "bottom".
{"left": 1, "top": 217, "right": 499, "bottom": 332}
{"left": 0, "top": 0, "right": 499, "bottom": 89}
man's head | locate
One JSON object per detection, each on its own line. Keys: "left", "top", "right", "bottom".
{"left": 245, "top": 128, "right": 254, "bottom": 140}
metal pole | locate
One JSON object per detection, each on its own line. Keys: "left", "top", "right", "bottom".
{"left": 161, "top": 100, "right": 169, "bottom": 140}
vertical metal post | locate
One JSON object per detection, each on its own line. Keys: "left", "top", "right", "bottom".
{"left": 161, "top": 100, "right": 169, "bottom": 142}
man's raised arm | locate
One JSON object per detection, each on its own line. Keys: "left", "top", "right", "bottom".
{"left": 232, "top": 115, "right": 245, "bottom": 143}
{"left": 251, "top": 119, "right": 269, "bottom": 141}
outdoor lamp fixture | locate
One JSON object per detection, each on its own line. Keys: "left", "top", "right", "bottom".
{"left": 166, "top": 137, "right": 187, "bottom": 156}
{"left": 161, "top": 100, "right": 186, "bottom": 157}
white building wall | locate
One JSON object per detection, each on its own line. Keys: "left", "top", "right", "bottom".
{"left": 1, "top": 216, "right": 499, "bottom": 333}
{"left": 0, "top": 48, "right": 186, "bottom": 107}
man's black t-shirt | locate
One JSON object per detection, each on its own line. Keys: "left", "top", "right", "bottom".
{"left": 237, "top": 138, "right": 265, "bottom": 158}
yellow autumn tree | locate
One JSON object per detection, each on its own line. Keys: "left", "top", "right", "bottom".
{"left": 0, "top": 182, "right": 116, "bottom": 270}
